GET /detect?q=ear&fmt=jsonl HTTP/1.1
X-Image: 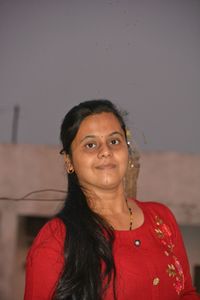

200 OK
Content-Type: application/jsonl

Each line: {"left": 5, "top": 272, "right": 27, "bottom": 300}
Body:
{"left": 64, "top": 154, "right": 74, "bottom": 174}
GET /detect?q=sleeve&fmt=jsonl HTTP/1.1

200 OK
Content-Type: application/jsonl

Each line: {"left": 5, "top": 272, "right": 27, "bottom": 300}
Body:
{"left": 24, "top": 218, "right": 65, "bottom": 300}
{"left": 164, "top": 205, "right": 200, "bottom": 299}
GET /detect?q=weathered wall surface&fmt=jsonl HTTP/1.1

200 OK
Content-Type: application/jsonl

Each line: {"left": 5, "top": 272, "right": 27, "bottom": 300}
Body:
{"left": 137, "top": 151, "right": 200, "bottom": 225}
{"left": 0, "top": 144, "right": 200, "bottom": 299}
{"left": 0, "top": 143, "right": 66, "bottom": 200}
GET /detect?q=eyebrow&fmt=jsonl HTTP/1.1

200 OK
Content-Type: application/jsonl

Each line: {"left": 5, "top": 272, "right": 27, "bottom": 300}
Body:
{"left": 80, "top": 131, "right": 124, "bottom": 143}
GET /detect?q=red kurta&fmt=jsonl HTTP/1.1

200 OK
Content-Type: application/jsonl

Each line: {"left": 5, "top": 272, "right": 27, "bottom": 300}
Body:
{"left": 24, "top": 200, "right": 199, "bottom": 299}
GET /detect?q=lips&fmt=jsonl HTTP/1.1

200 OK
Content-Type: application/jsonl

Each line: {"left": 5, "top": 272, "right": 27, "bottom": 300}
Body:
{"left": 96, "top": 163, "right": 116, "bottom": 170}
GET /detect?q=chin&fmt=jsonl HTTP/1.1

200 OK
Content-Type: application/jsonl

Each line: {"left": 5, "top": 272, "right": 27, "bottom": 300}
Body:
{"left": 100, "top": 179, "right": 122, "bottom": 189}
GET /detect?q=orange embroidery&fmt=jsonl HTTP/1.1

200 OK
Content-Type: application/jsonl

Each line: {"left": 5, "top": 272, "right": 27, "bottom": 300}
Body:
{"left": 167, "top": 264, "right": 177, "bottom": 277}
{"left": 173, "top": 256, "right": 184, "bottom": 295}
{"left": 155, "top": 228, "right": 164, "bottom": 238}
{"left": 155, "top": 215, "right": 163, "bottom": 226}
{"left": 154, "top": 215, "right": 184, "bottom": 295}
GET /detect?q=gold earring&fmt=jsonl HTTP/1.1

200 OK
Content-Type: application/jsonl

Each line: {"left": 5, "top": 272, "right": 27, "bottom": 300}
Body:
{"left": 68, "top": 168, "right": 74, "bottom": 174}
{"left": 129, "top": 159, "right": 134, "bottom": 168}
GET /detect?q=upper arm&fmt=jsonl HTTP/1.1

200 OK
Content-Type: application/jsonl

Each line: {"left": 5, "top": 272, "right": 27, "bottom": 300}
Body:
{"left": 24, "top": 218, "right": 65, "bottom": 300}
{"left": 159, "top": 204, "right": 199, "bottom": 299}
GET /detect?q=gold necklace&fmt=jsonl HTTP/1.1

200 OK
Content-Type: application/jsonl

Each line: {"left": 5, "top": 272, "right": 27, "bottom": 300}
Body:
{"left": 126, "top": 199, "right": 133, "bottom": 230}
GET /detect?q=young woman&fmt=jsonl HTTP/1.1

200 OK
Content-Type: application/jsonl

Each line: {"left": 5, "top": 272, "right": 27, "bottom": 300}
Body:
{"left": 24, "top": 99, "right": 199, "bottom": 300}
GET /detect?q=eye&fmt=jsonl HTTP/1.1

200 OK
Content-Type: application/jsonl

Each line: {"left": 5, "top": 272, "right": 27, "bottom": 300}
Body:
{"left": 85, "top": 142, "right": 96, "bottom": 149}
{"left": 110, "top": 139, "right": 120, "bottom": 145}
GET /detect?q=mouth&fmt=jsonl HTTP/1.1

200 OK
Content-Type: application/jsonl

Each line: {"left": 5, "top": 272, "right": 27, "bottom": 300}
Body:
{"left": 95, "top": 163, "right": 116, "bottom": 170}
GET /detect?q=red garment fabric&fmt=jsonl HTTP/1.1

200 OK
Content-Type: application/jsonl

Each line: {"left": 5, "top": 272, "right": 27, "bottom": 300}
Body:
{"left": 24, "top": 200, "right": 199, "bottom": 299}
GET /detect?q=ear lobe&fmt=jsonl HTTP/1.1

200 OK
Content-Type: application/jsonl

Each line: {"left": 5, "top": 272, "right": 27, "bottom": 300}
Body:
{"left": 64, "top": 154, "right": 74, "bottom": 174}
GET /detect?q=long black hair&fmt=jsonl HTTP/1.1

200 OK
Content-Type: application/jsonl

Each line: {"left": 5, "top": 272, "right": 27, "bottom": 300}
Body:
{"left": 54, "top": 99, "right": 128, "bottom": 300}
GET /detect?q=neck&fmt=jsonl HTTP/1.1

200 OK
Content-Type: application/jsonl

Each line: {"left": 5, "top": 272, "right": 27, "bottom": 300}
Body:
{"left": 85, "top": 185, "right": 128, "bottom": 216}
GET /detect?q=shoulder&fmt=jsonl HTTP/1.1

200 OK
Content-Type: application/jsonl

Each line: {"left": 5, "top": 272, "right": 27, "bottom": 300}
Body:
{"left": 27, "top": 217, "right": 66, "bottom": 261}
{"left": 134, "top": 199, "right": 180, "bottom": 238}
{"left": 133, "top": 199, "right": 178, "bottom": 228}
{"left": 135, "top": 199, "right": 175, "bottom": 219}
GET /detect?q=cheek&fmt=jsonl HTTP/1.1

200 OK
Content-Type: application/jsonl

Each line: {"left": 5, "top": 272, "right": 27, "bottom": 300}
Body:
{"left": 114, "top": 150, "right": 128, "bottom": 173}
{"left": 72, "top": 154, "right": 93, "bottom": 174}
{"left": 122, "top": 152, "right": 129, "bottom": 171}
{"left": 122, "top": 157, "right": 129, "bottom": 173}
{"left": 119, "top": 148, "right": 129, "bottom": 162}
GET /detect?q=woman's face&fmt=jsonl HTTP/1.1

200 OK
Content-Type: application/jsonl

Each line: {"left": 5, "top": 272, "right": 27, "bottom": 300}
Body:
{"left": 68, "top": 112, "right": 129, "bottom": 193}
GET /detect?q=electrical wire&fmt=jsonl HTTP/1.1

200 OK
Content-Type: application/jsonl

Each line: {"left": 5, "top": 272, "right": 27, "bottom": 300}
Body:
{"left": 0, "top": 188, "right": 67, "bottom": 201}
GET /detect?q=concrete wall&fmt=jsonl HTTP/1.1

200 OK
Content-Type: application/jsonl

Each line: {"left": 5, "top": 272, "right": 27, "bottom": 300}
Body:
{"left": 138, "top": 151, "right": 200, "bottom": 225}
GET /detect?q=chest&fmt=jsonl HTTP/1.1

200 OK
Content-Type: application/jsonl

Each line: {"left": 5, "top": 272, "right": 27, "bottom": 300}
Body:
{"left": 104, "top": 228, "right": 184, "bottom": 300}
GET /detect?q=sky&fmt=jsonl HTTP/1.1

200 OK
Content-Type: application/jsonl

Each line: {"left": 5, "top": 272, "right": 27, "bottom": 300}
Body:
{"left": 0, "top": 0, "right": 200, "bottom": 153}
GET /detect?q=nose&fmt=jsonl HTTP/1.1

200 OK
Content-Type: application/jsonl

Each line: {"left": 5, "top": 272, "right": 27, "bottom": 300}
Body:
{"left": 97, "top": 143, "right": 112, "bottom": 159}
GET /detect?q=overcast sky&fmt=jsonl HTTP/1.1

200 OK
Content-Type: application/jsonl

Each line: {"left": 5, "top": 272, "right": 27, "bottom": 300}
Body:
{"left": 0, "top": 0, "right": 199, "bottom": 153}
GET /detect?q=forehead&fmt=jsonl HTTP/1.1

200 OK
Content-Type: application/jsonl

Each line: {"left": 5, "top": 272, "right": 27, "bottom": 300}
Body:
{"left": 78, "top": 112, "right": 122, "bottom": 135}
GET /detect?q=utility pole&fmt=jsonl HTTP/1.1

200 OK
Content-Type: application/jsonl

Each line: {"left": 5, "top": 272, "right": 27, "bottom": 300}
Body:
{"left": 11, "top": 105, "right": 20, "bottom": 144}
